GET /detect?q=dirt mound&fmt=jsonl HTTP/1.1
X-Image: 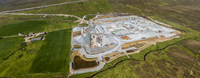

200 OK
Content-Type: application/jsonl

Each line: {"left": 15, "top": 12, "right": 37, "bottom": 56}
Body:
{"left": 72, "top": 31, "right": 81, "bottom": 37}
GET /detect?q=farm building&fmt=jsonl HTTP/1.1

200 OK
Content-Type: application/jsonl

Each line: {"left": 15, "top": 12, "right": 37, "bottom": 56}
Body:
{"left": 39, "top": 32, "right": 46, "bottom": 35}
{"left": 31, "top": 37, "right": 43, "bottom": 42}
{"left": 29, "top": 32, "right": 34, "bottom": 37}
{"left": 18, "top": 32, "right": 24, "bottom": 36}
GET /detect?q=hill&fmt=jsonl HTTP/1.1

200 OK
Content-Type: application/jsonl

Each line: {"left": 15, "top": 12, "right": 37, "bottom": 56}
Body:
{"left": 0, "top": 0, "right": 79, "bottom": 11}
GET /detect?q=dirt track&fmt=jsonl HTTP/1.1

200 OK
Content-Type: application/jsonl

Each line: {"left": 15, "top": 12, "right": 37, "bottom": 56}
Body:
{"left": 0, "top": 0, "right": 88, "bottom": 14}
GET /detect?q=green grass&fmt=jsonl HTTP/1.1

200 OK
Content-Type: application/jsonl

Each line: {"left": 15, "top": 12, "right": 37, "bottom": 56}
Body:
{"left": 0, "top": 37, "right": 23, "bottom": 60}
{"left": 0, "top": 15, "right": 79, "bottom": 32}
{"left": 44, "top": 16, "right": 78, "bottom": 32}
{"left": 0, "top": 0, "right": 79, "bottom": 11}
{"left": 0, "top": 40, "right": 44, "bottom": 77}
{"left": 18, "top": 0, "right": 200, "bottom": 32}
{"left": 0, "top": 20, "right": 47, "bottom": 37}
{"left": 18, "top": 0, "right": 113, "bottom": 17}
{"left": 29, "top": 28, "right": 72, "bottom": 73}
{"left": 108, "top": 0, "right": 200, "bottom": 32}
{"left": 0, "top": 15, "right": 46, "bottom": 27}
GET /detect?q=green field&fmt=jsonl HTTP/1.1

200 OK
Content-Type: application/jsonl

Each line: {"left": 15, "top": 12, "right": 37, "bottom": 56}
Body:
{"left": 0, "top": 0, "right": 79, "bottom": 11}
{"left": 0, "top": 40, "right": 44, "bottom": 77}
{"left": 0, "top": 20, "right": 46, "bottom": 37}
{"left": 18, "top": 0, "right": 113, "bottom": 17}
{"left": 29, "top": 28, "right": 72, "bottom": 73}
{"left": 0, "top": 37, "right": 23, "bottom": 60}
{"left": 0, "top": 15, "right": 78, "bottom": 32}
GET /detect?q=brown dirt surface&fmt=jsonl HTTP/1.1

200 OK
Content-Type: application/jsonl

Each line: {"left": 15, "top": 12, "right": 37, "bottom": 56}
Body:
{"left": 97, "top": 14, "right": 117, "bottom": 19}
{"left": 122, "top": 36, "right": 160, "bottom": 49}
{"left": 105, "top": 57, "right": 110, "bottom": 61}
{"left": 135, "top": 62, "right": 161, "bottom": 78}
{"left": 192, "top": 70, "right": 200, "bottom": 77}
{"left": 80, "top": 55, "right": 98, "bottom": 61}
{"left": 73, "top": 56, "right": 97, "bottom": 70}
{"left": 135, "top": 67, "right": 153, "bottom": 78}
{"left": 121, "top": 36, "right": 130, "bottom": 40}
{"left": 168, "top": 47, "right": 189, "bottom": 55}
{"left": 71, "top": 51, "right": 80, "bottom": 62}
{"left": 129, "top": 61, "right": 140, "bottom": 66}
{"left": 72, "top": 31, "right": 81, "bottom": 37}
{"left": 126, "top": 50, "right": 134, "bottom": 53}
{"left": 180, "top": 40, "right": 200, "bottom": 54}
{"left": 182, "top": 68, "right": 190, "bottom": 78}
{"left": 141, "top": 64, "right": 156, "bottom": 75}
{"left": 166, "top": 50, "right": 199, "bottom": 66}
{"left": 170, "top": 56, "right": 193, "bottom": 69}
{"left": 155, "top": 59, "right": 178, "bottom": 77}
{"left": 73, "top": 45, "right": 81, "bottom": 48}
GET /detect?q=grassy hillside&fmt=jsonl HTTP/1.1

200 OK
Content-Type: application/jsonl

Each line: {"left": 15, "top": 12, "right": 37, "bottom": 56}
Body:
{"left": 108, "top": 0, "right": 200, "bottom": 31}
{"left": 0, "top": 0, "right": 79, "bottom": 11}
{"left": 0, "top": 15, "right": 76, "bottom": 77}
{"left": 18, "top": 0, "right": 200, "bottom": 32}
{"left": 29, "top": 28, "right": 72, "bottom": 73}
{"left": 0, "top": 37, "right": 22, "bottom": 60}
{"left": 18, "top": 0, "right": 113, "bottom": 17}
{"left": 0, "top": 40, "right": 44, "bottom": 77}
{"left": 0, "top": 20, "right": 46, "bottom": 36}
{"left": 0, "top": 15, "right": 78, "bottom": 36}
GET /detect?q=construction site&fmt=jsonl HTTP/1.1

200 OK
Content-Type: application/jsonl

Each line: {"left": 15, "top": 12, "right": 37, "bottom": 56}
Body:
{"left": 70, "top": 13, "right": 181, "bottom": 75}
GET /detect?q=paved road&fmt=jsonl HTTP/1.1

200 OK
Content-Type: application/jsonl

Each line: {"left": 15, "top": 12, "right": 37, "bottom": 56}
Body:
{"left": 0, "top": 0, "right": 88, "bottom": 14}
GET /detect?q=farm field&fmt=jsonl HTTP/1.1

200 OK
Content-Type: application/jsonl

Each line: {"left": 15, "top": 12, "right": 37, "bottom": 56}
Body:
{"left": 29, "top": 28, "right": 72, "bottom": 73}
{"left": 0, "top": 15, "right": 78, "bottom": 32}
{"left": 0, "top": 20, "right": 46, "bottom": 37}
{"left": 0, "top": 40, "right": 44, "bottom": 77}
{"left": 0, "top": 37, "right": 23, "bottom": 60}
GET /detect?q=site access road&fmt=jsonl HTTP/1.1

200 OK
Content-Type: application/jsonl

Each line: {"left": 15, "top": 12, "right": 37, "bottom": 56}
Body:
{"left": 0, "top": 0, "right": 88, "bottom": 14}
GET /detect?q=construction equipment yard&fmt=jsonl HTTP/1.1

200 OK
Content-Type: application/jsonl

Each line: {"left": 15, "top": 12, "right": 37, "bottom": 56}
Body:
{"left": 70, "top": 13, "right": 181, "bottom": 75}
